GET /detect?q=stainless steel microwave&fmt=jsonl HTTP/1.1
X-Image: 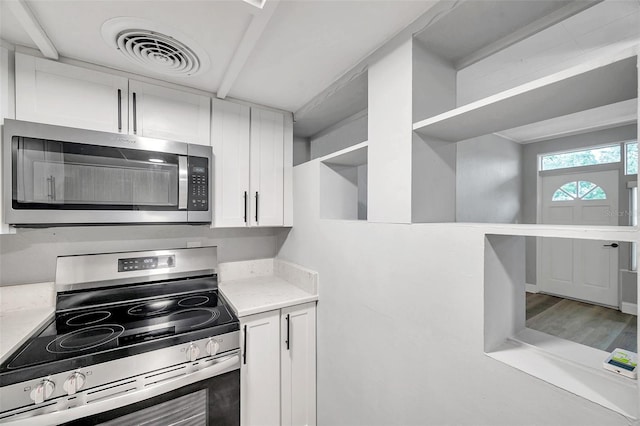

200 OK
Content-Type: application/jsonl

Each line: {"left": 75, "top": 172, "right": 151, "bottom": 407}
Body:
{"left": 3, "top": 119, "right": 212, "bottom": 226}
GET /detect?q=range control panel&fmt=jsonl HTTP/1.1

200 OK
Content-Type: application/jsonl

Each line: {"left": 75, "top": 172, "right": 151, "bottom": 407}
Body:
{"left": 188, "top": 156, "right": 209, "bottom": 211}
{"left": 118, "top": 255, "right": 176, "bottom": 272}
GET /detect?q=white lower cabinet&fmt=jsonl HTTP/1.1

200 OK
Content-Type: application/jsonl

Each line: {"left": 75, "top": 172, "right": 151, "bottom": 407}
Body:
{"left": 280, "top": 303, "right": 317, "bottom": 426}
{"left": 240, "top": 303, "right": 316, "bottom": 426}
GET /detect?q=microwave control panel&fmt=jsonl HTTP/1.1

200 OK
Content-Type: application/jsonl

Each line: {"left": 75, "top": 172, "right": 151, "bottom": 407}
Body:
{"left": 188, "top": 157, "right": 209, "bottom": 211}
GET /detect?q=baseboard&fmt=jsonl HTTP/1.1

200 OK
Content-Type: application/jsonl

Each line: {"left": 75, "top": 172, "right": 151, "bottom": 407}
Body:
{"left": 621, "top": 302, "right": 637, "bottom": 316}
{"left": 525, "top": 283, "right": 538, "bottom": 294}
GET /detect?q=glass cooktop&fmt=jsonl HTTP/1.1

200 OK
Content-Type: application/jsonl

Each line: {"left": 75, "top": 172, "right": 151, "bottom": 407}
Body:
{"left": 0, "top": 276, "right": 239, "bottom": 386}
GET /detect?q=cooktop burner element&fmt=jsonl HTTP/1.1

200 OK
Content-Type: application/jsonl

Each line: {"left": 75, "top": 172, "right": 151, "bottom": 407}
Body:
{"left": 127, "top": 299, "right": 174, "bottom": 316}
{"left": 47, "top": 325, "right": 125, "bottom": 353}
{"left": 65, "top": 310, "right": 112, "bottom": 326}
{"left": 169, "top": 307, "right": 220, "bottom": 328}
{"left": 178, "top": 295, "right": 210, "bottom": 307}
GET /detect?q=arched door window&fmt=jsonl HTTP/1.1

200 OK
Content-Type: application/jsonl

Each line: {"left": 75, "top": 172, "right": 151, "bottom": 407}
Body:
{"left": 551, "top": 181, "right": 607, "bottom": 201}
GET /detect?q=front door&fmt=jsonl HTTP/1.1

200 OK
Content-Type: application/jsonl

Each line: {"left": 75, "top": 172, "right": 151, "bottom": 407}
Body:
{"left": 538, "top": 169, "right": 619, "bottom": 307}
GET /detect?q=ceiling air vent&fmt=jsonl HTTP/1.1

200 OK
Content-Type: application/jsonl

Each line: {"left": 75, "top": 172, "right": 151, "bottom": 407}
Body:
{"left": 102, "top": 18, "right": 210, "bottom": 77}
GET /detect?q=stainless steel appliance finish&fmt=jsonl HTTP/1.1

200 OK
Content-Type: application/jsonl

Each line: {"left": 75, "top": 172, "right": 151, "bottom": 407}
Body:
{"left": 3, "top": 119, "right": 212, "bottom": 226}
{"left": 0, "top": 247, "right": 240, "bottom": 425}
{"left": 54, "top": 246, "right": 218, "bottom": 292}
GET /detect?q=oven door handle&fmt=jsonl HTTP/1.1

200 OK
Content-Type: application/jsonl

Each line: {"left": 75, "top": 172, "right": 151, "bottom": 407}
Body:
{"left": 0, "top": 353, "right": 240, "bottom": 426}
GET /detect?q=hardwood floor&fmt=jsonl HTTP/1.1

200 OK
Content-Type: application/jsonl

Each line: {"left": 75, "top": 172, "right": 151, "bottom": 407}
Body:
{"left": 526, "top": 292, "right": 637, "bottom": 353}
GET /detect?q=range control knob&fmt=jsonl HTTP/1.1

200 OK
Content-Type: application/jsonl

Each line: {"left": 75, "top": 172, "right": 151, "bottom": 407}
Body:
{"left": 206, "top": 339, "right": 220, "bottom": 356}
{"left": 186, "top": 343, "right": 200, "bottom": 362}
{"left": 63, "top": 372, "right": 86, "bottom": 396}
{"left": 30, "top": 380, "right": 55, "bottom": 404}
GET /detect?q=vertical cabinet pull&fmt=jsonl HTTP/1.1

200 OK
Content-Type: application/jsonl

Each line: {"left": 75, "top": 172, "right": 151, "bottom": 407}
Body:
{"left": 285, "top": 314, "right": 290, "bottom": 351}
{"left": 255, "top": 192, "right": 259, "bottom": 223}
{"left": 132, "top": 92, "right": 137, "bottom": 134}
{"left": 243, "top": 191, "right": 248, "bottom": 223}
{"left": 117, "top": 89, "right": 122, "bottom": 132}
{"left": 243, "top": 325, "right": 247, "bottom": 365}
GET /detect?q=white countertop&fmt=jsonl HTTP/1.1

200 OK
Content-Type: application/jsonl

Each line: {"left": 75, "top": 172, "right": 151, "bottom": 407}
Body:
{"left": 0, "top": 307, "right": 54, "bottom": 363}
{"left": 219, "top": 258, "right": 318, "bottom": 317}
{"left": 0, "top": 282, "right": 56, "bottom": 362}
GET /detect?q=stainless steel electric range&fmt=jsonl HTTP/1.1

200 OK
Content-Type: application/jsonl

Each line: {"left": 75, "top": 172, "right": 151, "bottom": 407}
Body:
{"left": 0, "top": 246, "right": 240, "bottom": 426}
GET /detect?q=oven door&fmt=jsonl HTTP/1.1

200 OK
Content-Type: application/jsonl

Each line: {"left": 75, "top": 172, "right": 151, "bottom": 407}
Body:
{"left": 0, "top": 354, "right": 239, "bottom": 426}
{"left": 63, "top": 370, "right": 239, "bottom": 426}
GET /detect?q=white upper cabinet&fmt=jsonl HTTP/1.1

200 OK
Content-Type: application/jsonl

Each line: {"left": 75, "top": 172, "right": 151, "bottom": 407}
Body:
{"left": 14, "top": 54, "right": 210, "bottom": 146}
{"left": 211, "top": 99, "right": 251, "bottom": 227}
{"left": 129, "top": 80, "right": 210, "bottom": 145}
{"left": 15, "top": 53, "right": 128, "bottom": 133}
{"left": 211, "top": 101, "right": 292, "bottom": 228}
{"left": 250, "top": 107, "right": 285, "bottom": 227}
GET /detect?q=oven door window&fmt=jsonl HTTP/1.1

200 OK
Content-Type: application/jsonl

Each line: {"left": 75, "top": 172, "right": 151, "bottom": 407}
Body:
{"left": 12, "top": 136, "right": 180, "bottom": 211}
{"left": 61, "top": 370, "right": 239, "bottom": 426}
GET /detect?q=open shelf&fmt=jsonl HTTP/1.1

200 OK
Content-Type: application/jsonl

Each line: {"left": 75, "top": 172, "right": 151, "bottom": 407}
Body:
{"left": 485, "top": 233, "right": 639, "bottom": 418}
{"left": 319, "top": 142, "right": 368, "bottom": 221}
{"left": 413, "top": 46, "right": 638, "bottom": 142}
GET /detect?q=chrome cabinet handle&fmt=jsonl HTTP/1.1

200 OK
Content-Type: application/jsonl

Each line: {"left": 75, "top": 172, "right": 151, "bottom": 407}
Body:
{"left": 603, "top": 243, "right": 619, "bottom": 248}
{"left": 117, "top": 89, "right": 122, "bottom": 132}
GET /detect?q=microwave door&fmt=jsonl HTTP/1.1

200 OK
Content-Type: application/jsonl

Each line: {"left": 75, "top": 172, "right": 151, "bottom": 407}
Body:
{"left": 9, "top": 136, "right": 189, "bottom": 224}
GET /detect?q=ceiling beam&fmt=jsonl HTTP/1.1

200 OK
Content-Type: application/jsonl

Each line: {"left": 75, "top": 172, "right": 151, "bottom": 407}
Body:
{"left": 454, "top": 0, "right": 603, "bottom": 70}
{"left": 5, "top": 0, "right": 58, "bottom": 60}
{"left": 217, "top": 0, "right": 280, "bottom": 99}
{"left": 294, "top": 0, "right": 460, "bottom": 121}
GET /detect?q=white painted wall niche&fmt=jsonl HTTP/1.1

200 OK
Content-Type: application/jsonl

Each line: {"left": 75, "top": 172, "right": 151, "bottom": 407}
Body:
{"left": 485, "top": 233, "right": 639, "bottom": 419}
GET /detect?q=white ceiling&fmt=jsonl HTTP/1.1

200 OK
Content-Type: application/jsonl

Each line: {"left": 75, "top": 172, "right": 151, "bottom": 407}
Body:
{"left": 413, "top": 0, "right": 576, "bottom": 67}
{"left": 0, "top": 0, "right": 435, "bottom": 113}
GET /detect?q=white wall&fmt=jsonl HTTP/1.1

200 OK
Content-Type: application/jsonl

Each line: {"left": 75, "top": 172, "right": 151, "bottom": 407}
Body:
{"left": 309, "top": 113, "right": 367, "bottom": 160}
{"left": 457, "top": 0, "right": 640, "bottom": 106}
{"left": 456, "top": 134, "right": 523, "bottom": 223}
{"left": 293, "top": 136, "right": 310, "bottom": 166}
{"left": 0, "top": 225, "right": 284, "bottom": 286}
{"left": 412, "top": 39, "right": 456, "bottom": 123}
{"left": 412, "top": 133, "right": 456, "bottom": 222}
{"left": 276, "top": 160, "right": 629, "bottom": 425}
{"left": 368, "top": 36, "right": 413, "bottom": 224}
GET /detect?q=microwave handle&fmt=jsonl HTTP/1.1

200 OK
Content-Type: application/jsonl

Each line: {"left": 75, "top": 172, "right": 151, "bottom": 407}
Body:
{"left": 178, "top": 156, "right": 188, "bottom": 210}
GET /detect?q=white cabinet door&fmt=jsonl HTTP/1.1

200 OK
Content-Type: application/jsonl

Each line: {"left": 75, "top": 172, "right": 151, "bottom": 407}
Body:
{"left": 15, "top": 53, "right": 127, "bottom": 133}
{"left": 129, "top": 80, "right": 210, "bottom": 145}
{"left": 241, "top": 310, "right": 281, "bottom": 426}
{"left": 250, "top": 107, "right": 284, "bottom": 227}
{"left": 212, "top": 99, "right": 250, "bottom": 227}
{"left": 281, "top": 303, "right": 316, "bottom": 426}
